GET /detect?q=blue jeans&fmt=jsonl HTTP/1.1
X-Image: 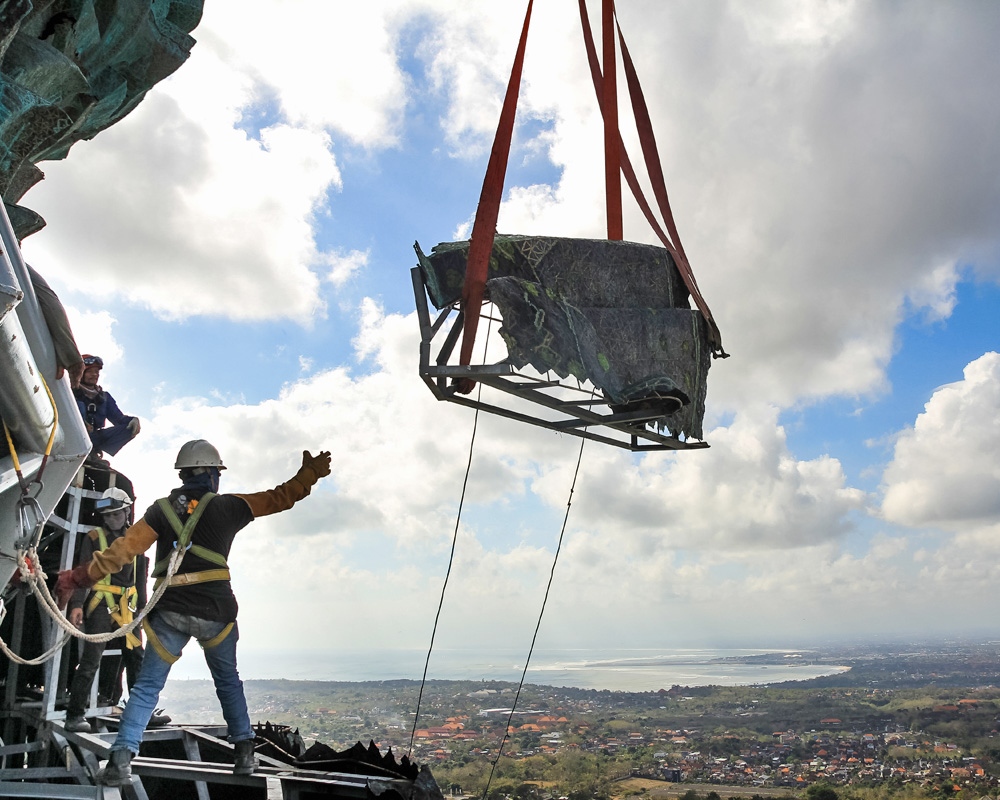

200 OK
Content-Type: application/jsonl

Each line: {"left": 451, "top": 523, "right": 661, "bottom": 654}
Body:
{"left": 111, "top": 610, "right": 253, "bottom": 755}
{"left": 91, "top": 423, "right": 137, "bottom": 457}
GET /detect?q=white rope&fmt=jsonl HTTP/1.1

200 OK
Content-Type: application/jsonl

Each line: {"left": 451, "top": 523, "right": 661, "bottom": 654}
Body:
{"left": 0, "top": 544, "right": 186, "bottom": 666}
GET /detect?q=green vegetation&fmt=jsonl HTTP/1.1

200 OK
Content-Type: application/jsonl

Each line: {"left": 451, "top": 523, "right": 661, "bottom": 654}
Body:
{"left": 160, "top": 644, "right": 1000, "bottom": 800}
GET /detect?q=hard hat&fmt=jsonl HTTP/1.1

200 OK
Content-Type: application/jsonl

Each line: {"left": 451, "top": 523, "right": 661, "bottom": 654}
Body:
{"left": 174, "top": 439, "right": 226, "bottom": 470}
{"left": 82, "top": 354, "right": 104, "bottom": 367}
{"left": 95, "top": 487, "right": 133, "bottom": 514}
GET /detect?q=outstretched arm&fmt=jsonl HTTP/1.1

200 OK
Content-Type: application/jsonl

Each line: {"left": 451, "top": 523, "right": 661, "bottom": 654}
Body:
{"left": 55, "top": 520, "right": 158, "bottom": 608}
{"left": 87, "top": 519, "right": 158, "bottom": 581}
{"left": 236, "top": 450, "right": 332, "bottom": 518}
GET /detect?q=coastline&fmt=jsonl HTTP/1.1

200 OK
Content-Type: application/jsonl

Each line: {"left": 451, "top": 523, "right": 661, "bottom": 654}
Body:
{"left": 169, "top": 646, "right": 852, "bottom": 691}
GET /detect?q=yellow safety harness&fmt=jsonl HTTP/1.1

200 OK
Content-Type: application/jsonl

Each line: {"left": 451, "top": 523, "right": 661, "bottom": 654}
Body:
{"left": 143, "top": 493, "right": 235, "bottom": 664}
{"left": 149, "top": 493, "right": 227, "bottom": 589}
{"left": 86, "top": 527, "right": 141, "bottom": 649}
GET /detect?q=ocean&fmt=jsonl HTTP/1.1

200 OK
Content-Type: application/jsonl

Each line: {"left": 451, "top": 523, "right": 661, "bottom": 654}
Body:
{"left": 169, "top": 647, "right": 849, "bottom": 691}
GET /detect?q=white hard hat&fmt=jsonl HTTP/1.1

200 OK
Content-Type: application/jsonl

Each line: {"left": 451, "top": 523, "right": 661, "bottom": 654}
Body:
{"left": 96, "top": 487, "right": 133, "bottom": 514}
{"left": 174, "top": 439, "right": 226, "bottom": 470}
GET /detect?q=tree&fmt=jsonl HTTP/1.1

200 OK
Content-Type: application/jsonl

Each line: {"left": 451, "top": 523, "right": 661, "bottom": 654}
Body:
{"left": 805, "top": 783, "right": 839, "bottom": 800}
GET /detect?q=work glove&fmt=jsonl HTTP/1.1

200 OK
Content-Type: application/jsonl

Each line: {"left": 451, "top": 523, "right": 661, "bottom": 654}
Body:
{"left": 69, "top": 361, "right": 84, "bottom": 389}
{"left": 295, "top": 450, "right": 332, "bottom": 488}
{"left": 127, "top": 417, "right": 141, "bottom": 436}
{"left": 55, "top": 565, "right": 94, "bottom": 610}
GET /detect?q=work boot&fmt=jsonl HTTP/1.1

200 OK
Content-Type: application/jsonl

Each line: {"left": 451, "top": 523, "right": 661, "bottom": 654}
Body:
{"left": 97, "top": 748, "right": 132, "bottom": 786}
{"left": 64, "top": 715, "right": 92, "bottom": 733}
{"left": 233, "top": 739, "right": 257, "bottom": 775}
{"left": 147, "top": 708, "right": 172, "bottom": 728}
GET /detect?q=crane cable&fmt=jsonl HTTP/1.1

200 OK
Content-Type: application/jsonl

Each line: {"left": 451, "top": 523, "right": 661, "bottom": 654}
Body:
{"left": 409, "top": 309, "right": 494, "bottom": 755}
{"left": 482, "top": 430, "right": 586, "bottom": 800}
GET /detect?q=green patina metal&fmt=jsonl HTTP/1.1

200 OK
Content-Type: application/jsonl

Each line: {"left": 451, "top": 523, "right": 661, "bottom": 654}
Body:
{"left": 0, "top": 0, "right": 204, "bottom": 238}
{"left": 415, "top": 235, "right": 712, "bottom": 441}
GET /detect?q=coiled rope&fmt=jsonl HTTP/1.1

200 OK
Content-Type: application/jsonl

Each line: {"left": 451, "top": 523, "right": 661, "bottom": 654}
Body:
{"left": 0, "top": 542, "right": 186, "bottom": 666}
{"left": 2, "top": 371, "right": 185, "bottom": 664}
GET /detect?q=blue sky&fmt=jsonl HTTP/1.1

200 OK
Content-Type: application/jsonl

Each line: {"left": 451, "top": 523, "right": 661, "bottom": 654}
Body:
{"left": 17, "top": 1, "right": 1000, "bottom": 679}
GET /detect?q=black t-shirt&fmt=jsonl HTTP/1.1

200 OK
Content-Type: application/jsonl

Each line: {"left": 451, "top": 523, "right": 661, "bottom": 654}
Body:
{"left": 144, "top": 488, "right": 254, "bottom": 622}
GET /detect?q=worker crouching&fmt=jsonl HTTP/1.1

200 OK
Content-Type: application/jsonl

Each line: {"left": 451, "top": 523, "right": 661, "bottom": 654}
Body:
{"left": 56, "top": 439, "right": 332, "bottom": 787}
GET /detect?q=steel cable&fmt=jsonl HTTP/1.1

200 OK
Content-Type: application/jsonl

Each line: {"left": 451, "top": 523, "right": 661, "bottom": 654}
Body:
{"left": 409, "top": 310, "right": 493, "bottom": 755}
{"left": 482, "top": 432, "right": 586, "bottom": 799}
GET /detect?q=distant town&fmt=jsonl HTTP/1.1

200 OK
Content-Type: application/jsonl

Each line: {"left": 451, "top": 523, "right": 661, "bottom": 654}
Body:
{"left": 164, "top": 640, "right": 1000, "bottom": 799}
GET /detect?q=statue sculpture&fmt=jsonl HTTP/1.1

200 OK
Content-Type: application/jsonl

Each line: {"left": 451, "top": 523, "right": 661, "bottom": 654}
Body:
{"left": 0, "top": 0, "right": 204, "bottom": 239}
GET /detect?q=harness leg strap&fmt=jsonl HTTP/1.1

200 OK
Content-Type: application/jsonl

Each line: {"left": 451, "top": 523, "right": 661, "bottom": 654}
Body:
{"left": 142, "top": 619, "right": 182, "bottom": 664}
{"left": 199, "top": 623, "right": 234, "bottom": 650}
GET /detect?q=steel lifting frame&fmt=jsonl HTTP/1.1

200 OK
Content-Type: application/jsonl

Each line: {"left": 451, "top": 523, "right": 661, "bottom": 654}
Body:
{"left": 412, "top": 268, "right": 709, "bottom": 453}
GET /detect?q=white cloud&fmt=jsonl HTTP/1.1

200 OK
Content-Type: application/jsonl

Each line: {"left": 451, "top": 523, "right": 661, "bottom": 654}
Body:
{"left": 17, "top": 0, "right": 417, "bottom": 323}
{"left": 21, "top": 60, "right": 338, "bottom": 321}
{"left": 106, "top": 301, "right": 888, "bottom": 656}
{"left": 482, "top": 0, "right": 1000, "bottom": 410}
{"left": 905, "top": 262, "right": 961, "bottom": 322}
{"left": 64, "top": 307, "right": 122, "bottom": 365}
{"left": 322, "top": 249, "right": 369, "bottom": 287}
{"left": 200, "top": 1, "right": 409, "bottom": 147}
{"left": 881, "top": 352, "right": 1000, "bottom": 529}
{"left": 532, "top": 406, "right": 868, "bottom": 553}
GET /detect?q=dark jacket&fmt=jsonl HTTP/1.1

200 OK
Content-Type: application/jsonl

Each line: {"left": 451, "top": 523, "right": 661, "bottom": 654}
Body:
{"left": 73, "top": 385, "right": 133, "bottom": 432}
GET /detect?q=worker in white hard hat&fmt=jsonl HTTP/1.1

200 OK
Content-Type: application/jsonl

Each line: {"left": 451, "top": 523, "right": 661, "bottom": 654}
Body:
{"left": 64, "top": 488, "right": 142, "bottom": 733}
{"left": 56, "top": 440, "right": 332, "bottom": 785}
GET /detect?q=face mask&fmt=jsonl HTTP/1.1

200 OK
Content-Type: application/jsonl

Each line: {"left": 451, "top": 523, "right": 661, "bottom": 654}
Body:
{"left": 103, "top": 509, "right": 128, "bottom": 531}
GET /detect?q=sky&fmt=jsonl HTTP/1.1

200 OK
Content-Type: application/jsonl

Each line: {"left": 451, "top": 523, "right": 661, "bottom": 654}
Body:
{"left": 16, "top": 0, "right": 1000, "bottom": 679}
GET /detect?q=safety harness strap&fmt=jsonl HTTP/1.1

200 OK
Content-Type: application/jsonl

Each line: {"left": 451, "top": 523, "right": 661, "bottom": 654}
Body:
{"left": 153, "top": 568, "right": 231, "bottom": 591}
{"left": 199, "top": 622, "right": 234, "bottom": 650}
{"left": 188, "top": 544, "right": 228, "bottom": 567}
{"left": 142, "top": 618, "right": 181, "bottom": 664}
{"left": 150, "top": 493, "right": 220, "bottom": 577}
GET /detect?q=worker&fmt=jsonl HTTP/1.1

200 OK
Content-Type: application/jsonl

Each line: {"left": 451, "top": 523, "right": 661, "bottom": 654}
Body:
{"left": 73, "top": 355, "right": 140, "bottom": 462}
{"left": 27, "top": 264, "right": 84, "bottom": 388}
{"left": 55, "top": 440, "right": 332, "bottom": 787}
{"left": 64, "top": 488, "right": 142, "bottom": 733}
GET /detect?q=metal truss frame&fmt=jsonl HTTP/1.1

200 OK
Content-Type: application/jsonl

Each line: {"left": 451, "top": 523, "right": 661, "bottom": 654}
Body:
{"left": 412, "top": 268, "right": 709, "bottom": 453}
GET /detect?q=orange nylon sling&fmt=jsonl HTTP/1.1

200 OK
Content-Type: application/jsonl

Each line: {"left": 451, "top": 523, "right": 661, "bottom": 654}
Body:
{"left": 456, "top": 0, "right": 727, "bottom": 394}
{"left": 578, "top": 0, "right": 727, "bottom": 356}
{"left": 456, "top": 0, "right": 535, "bottom": 394}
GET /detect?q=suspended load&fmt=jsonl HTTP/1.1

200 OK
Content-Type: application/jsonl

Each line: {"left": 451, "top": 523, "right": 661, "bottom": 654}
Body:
{"left": 415, "top": 235, "right": 711, "bottom": 442}
{"left": 412, "top": 0, "right": 726, "bottom": 452}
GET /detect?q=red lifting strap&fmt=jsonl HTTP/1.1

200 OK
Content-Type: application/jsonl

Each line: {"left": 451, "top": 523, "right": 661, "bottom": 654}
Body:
{"left": 602, "top": 0, "right": 622, "bottom": 240}
{"left": 456, "top": 0, "right": 535, "bottom": 394}
{"left": 578, "top": 0, "right": 726, "bottom": 356}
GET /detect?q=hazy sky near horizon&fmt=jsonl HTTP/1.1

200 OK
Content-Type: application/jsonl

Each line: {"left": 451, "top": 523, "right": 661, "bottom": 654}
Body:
{"left": 18, "top": 0, "right": 1000, "bottom": 680}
